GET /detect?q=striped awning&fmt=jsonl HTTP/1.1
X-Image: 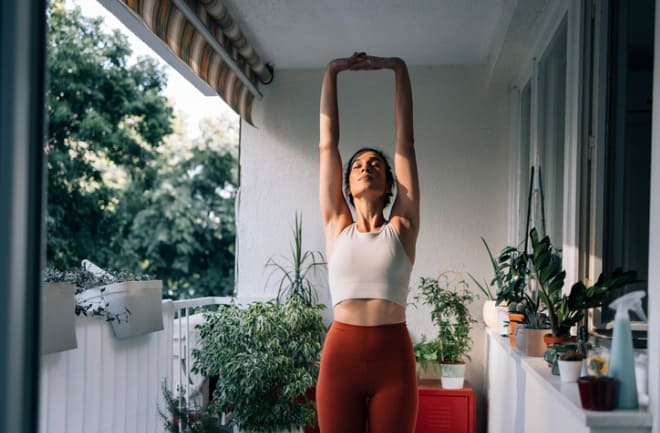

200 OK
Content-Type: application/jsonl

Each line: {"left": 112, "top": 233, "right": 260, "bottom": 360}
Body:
{"left": 119, "top": 0, "right": 272, "bottom": 124}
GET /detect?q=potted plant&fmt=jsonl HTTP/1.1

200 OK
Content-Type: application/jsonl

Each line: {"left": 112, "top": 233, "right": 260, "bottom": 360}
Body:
{"left": 73, "top": 262, "right": 164, "bottom": 339}
{"left": 513, "top": 291, "right": 551, "bottom": 357}
{"left": 557, "top": 349, "right": 585, "bottom": 383}
{"left": 42, "top": 268, "right": 78, "bottom": 354}
{"left": 468, "top": 238, "right": 506, "bottom": 330}
{"left": 478, "top": 238, "right": 531, "bottom": 344}
{"left": 416, "top": 271, "right": 477, "bottom": 389}
{"left": 413, "top": 336, "right": 441, "bottom": 380}
{"left": 528, "top": 228, "right": 637, "bottom": 345}
{"left": 160, "top": 382, "right": 232, "bottom": 433}
{"left": 192, "top": 212, "right": 326, "bottom": 433}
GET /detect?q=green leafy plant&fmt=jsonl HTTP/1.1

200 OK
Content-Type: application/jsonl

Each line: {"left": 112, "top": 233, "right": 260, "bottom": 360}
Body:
{"left": 191, "top": 212, "right": 327, "bottom": 433}
{"left": 413, "top": 336, "right": 440, "bottom": 370}
{"left": 192, "top": 297, "right": 325, "bottom": 433}
{"left": 159, "top": 382, "right": 231, "bottom": 433}
{"left": 529, "top": 228, "right": 638, "bottom": 337}
{"left": 265, "top": 212, "right": 326, "bottom": 306}
{"left": 415, "top": 271, "right": 477, "bottom": 363}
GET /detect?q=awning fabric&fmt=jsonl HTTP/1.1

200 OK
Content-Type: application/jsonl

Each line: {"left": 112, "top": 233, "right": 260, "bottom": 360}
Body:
{"left": 120, "top": 0, "right": 272, "bottom": 124}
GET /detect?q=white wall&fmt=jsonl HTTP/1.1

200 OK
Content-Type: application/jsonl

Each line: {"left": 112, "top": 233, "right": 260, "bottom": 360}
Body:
{"left": 237, "top": 65, "right": 511, "bottom": 433}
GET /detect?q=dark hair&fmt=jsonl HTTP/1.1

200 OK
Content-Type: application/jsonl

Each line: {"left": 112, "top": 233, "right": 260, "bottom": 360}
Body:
{"left": 343, "top": 147, "right": 395, "bottom": 207}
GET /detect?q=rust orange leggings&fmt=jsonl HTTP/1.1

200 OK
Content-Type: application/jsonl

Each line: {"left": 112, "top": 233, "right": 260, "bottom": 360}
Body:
{"left": 316, "top": 321, "right": 418, "bottom": 433}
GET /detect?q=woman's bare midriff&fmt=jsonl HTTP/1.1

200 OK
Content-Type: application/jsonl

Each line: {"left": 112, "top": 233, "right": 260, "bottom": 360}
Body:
{"left": 333, "top": 299, "right": 406, "bottom": 326}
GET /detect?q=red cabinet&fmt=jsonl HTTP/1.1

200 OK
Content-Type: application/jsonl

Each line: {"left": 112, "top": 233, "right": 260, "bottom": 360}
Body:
{"left": 415, "top": 380, "right": 475, "bottom": 433}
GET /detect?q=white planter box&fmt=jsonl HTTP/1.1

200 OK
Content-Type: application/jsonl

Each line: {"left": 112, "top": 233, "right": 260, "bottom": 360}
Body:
{"left": 42, "top": 282, "right": 77, "bottom": 354}
{"left": 77, "top": 280, "right": 164, "bottom": 339}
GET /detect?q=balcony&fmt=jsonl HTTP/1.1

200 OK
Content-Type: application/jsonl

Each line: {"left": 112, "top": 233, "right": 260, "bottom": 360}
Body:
{"left": 39, "top": 296, "right": 266, "bottom": 433}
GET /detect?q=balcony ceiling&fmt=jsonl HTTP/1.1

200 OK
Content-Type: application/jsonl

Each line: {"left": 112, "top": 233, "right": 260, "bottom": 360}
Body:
{"left": 221, "top": 0, "right": 514, "bottom": 68}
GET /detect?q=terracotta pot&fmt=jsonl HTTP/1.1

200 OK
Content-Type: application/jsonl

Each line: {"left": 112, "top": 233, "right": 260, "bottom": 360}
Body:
{"left": 543, "top": 333, "right": 576, "bottom": 348}
{"left": 515, "top": 327, "right": 549, "bottom": 357}
{"left": 508, "top": 313, "right": 525, "bottom": 347}
{"left": 577, "top": 376, "right": 617, "bottom": 411}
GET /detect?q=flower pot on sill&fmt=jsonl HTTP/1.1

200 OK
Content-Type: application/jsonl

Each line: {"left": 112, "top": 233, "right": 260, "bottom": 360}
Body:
{"left": 558, "top": 360, "right": 584, "bottom": 383}
{"left": 440, "top": 363, "right": 466, "bottom": 389}
{"left": 496, "top": 306, "right": 509, "bottom": 336}
{"left": 577, "top": 376, "right": 617, "bottom": 411}
{"left": 77, "top": 280, "right": 164, "bottom": 339}
{"left": 515, "top": 326, "right": 549, "bottom": 357}
{"left": 482, "top": 300, "right": 500, "bottom": 329}
{"left": 42, "top": 282, "right": 78, "bottom": 354}
{"left": 508, "top": 313, "right": 525, "bottom": 347}
{"left": 543, "top": 333, "right": 576, "bottom": 348}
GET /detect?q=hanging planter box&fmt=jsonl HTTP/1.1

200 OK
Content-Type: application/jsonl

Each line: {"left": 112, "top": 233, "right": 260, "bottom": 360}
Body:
{"left": 42, "top": 282, "right": 78, "bottom": 354}
{"left": 77, "top": 280, "right": 164, "bottom": 339}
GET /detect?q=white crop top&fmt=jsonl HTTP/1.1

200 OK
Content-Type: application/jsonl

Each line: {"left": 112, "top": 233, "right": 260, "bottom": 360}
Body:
{"left": 327, "top": 222, "right": 413, "bottom": 307}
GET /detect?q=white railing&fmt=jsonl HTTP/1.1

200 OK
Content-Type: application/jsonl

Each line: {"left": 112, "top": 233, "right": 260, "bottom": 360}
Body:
{"left": 39, "top": 296, "right": 269, "bottom": 433}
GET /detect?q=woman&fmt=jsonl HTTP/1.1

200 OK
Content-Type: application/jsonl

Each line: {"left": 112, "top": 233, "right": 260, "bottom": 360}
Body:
{"left": 316, "top": 52, "right": 420, "bottom": 433}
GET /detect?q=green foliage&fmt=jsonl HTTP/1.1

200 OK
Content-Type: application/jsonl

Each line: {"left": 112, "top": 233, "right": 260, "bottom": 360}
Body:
{"left": 46, "top": 0, "right": 172, "bottom": 269}
{"left": 413, "top": 336, "right": 440, "bottom": 370}
{"left": 191, "top": 296, "right": 325, "bottom": 433}
{"left": 46, "top": 2, "right": 238, "bottom": 299}
{"left": 266, "top": 213, "right": 326, "bottom": 306}
{"left": 159, "top": 383, "right": 231, "bottom": 433}
{"left": 529, "top": 228, "right": 637, "bottom": 336}
{"left": 120, "top": 117, "right": 239, "bottom": 299}
{"left": 415, "top": 272, "right": 477, "bottom": 363}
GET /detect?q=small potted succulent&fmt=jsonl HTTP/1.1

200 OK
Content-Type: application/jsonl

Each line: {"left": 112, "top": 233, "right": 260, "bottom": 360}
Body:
{"left": 557, "top": 349, "right": 585, "bottom": 383}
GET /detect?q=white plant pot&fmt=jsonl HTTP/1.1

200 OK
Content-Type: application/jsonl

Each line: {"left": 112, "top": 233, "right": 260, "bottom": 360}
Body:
{"left": 496, "top": 306, "right": 510, "bottom": 336}
{"left": 440, "top": 363, "right": 466, "bottom": 389}
{"left": 558, "top": 359, "right": 584, "bottom": 383}
{"left": 42, "top": 282, "right": 78, "bottom": 354}
{"left": 77, "top": 280, "right": 164, "bottom": 339}
{"left": 482, "top": 300, "right": 500, "bottom": 329}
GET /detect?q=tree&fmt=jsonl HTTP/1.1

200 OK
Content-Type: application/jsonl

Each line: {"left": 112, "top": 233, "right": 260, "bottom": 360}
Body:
{"left": 120, "top": 116, "right": 239, "bottom": 298}
{"left": 46, "top": 1, "right": 238, "bottom": 298}
{"left": 46, "top": 0, "right": 173, "bottom": 269}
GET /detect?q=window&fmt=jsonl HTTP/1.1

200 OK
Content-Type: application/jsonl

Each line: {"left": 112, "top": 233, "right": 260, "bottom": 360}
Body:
{"left": 536, "top": 19, "right": 567, "bottom": 246}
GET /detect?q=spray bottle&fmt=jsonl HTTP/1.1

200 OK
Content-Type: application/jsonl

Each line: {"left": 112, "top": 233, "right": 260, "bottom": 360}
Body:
{"left": 608, "top": 291, "right": 647, "bottom": 409}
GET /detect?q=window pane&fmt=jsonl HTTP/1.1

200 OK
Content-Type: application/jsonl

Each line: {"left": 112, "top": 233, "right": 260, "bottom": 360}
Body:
{"left": 537, "top": 19, "right": 567, "bottom": 245}
{"left": 518, "top": 81, "right": 532, "bottom": 245}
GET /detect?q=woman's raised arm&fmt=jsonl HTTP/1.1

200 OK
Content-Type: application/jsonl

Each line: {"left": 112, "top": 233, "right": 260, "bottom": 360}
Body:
{"left": 389, "top": 58, "right": 419, "bottom": 231}
{"left": 319, "top": 54, "right": 363, "bottom": 238}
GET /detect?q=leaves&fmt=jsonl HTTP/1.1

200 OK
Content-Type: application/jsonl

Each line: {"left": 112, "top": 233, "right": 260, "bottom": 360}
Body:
{"left": 192, "top": 298, "right": 326, "bottom": 432}
{"left": 265, "top": 213, "right": 326, "bottom": 306}
{"left": 415, "top": 272, "right": 477, "bottom": 363}
{"left": 46, "top": 2, "right": 238, "bottom": 299}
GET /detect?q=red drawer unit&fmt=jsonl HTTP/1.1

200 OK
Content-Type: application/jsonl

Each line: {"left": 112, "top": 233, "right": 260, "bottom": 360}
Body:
{"left": 415, "top": 380, "right": 475, "bottom": 433}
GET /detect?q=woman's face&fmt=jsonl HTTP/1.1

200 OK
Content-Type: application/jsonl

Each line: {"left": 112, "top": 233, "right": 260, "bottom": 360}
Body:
{"left": 348, "top": 150, "right": 389, "bottom": 205}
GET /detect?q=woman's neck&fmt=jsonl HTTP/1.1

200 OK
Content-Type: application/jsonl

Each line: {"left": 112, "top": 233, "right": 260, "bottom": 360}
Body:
{"left": 353, "top": 202, "right": 386, "bottom": 232}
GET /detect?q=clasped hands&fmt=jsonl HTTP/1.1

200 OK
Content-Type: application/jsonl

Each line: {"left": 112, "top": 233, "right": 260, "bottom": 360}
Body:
{"left": 327, "top": 52, "right": 405, "bottom": 73}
